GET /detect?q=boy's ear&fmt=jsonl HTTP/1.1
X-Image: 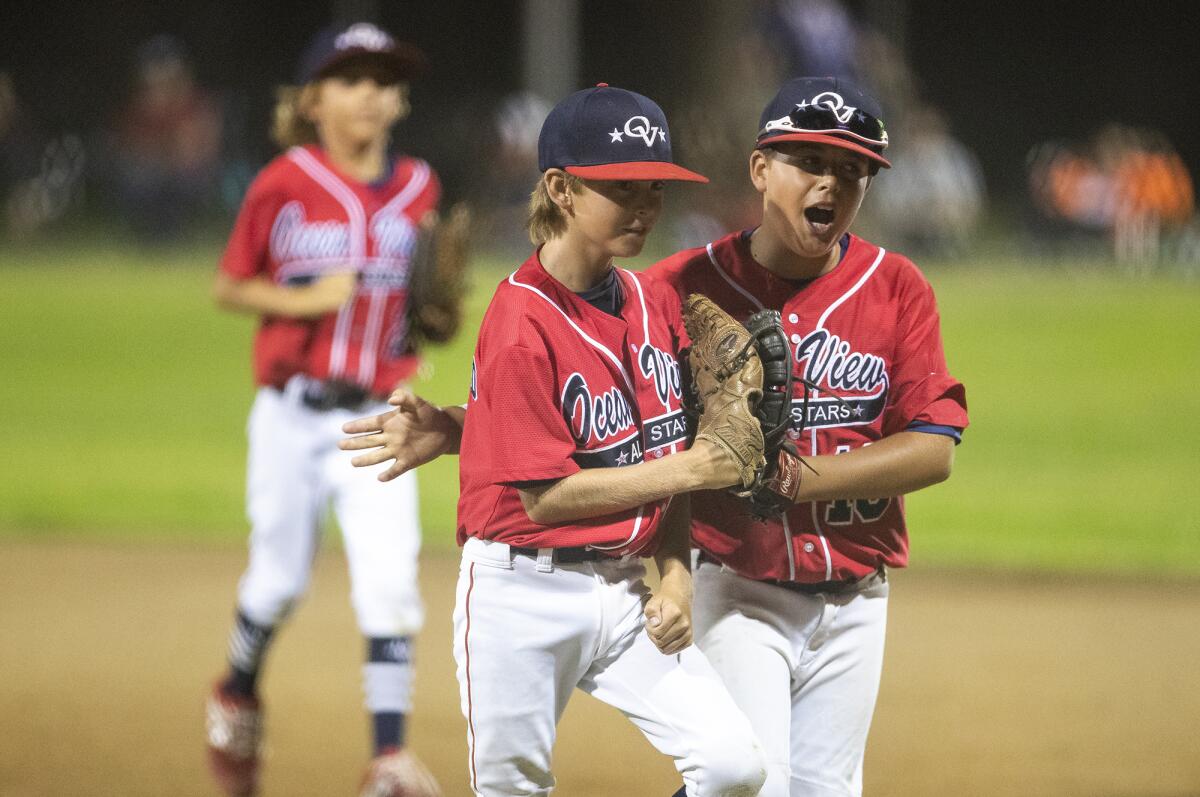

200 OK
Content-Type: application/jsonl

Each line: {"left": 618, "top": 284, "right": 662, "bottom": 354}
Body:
{"left": 545, "top": 169, "right": 574, "bottom": 211}
{"left": 298, "top": 83, "right": 322, "bottom": 123}
{"left": 749, "top": 149, "right": 770, "bottom": 194}
{"left": 392, "top": 83, "right": 411, "bottom": 122}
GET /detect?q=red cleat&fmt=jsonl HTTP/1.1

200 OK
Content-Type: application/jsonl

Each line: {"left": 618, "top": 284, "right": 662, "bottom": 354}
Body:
{"left": 359, "top": 747, "right": 442, "bottom": 797}
{"left": 205, "top": 683, "right": 262, "bottom": 797}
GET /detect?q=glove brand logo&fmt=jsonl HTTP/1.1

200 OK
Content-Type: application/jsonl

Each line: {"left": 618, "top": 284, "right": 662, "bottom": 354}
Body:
{"left": 335, "top": 22, "right": 394, "bottom": 52}
{"left": 793, "top": 329, "right": 888, "bottom": 394}
{"left": 270, "top": 201, "right": 350, "bottom": 262}
{"left": 561, "top": 372, "right": 636, "bottom": 447}
{"left": 638, "top": 343, "right": 682, "bottom": 412}
{"left": 610, "top": 116, "right": 667, "bottom": 147}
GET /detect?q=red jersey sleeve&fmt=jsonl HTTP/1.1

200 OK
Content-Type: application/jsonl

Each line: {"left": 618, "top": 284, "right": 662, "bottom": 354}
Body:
{"left": 478, "top": 342, "right": 581, "bottom": 485}
{"left": 219, "top": 177, "right": 280, "bottom": 280}
{"left": 883, "top": 268, "right": 969, "bottom": 435}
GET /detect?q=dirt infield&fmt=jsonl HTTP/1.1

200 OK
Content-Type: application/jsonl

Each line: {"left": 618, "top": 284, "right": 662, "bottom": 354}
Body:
{"left": 2, "top": 539, "right": 1198, "bottom": 797}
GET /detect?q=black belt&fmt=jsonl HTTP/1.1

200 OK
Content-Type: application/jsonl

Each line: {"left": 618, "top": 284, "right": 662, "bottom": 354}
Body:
{"left": 511, "top": 546, "right": 604, "bottom": 564}
{"left": 298, "top": 378, "right": 379, "bottom": 411}
{"left": 698, "top": 551, "right": 882, "bottom": 595}
{"left": 760, "top": 571, "right": 884, "bottom": 596}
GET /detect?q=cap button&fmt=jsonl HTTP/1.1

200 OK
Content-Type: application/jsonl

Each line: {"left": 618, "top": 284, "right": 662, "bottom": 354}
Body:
{"left": 595, "top": 82, "right": 609, "bottom": 88}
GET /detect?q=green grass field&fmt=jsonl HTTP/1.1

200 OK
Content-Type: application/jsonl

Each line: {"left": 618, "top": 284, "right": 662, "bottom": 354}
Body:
{"left": 1, "top": 241, "right": 1197, "bottom": 576}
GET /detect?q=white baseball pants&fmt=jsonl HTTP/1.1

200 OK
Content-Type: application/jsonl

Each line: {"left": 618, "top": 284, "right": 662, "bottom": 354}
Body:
{"left": 693, "top": 560, "right": 889, "bottom": 797}
{"left": 236, "top": 379, "right": 424, "bottom": 638}
{"left": 453, "top": 538, "right": 766, "bottom": 797}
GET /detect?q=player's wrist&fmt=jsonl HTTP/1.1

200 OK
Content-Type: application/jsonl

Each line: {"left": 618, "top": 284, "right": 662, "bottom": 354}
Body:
{"left": 657, "top": 564, "right": 693, "bottom": 596}
{"left": 684, "top": 440, "right": 737, "bottom": 491}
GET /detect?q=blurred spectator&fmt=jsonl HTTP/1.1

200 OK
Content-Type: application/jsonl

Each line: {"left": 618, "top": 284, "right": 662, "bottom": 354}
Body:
{"left": 759, "top": 0, "right": 860, "bottom": 79}
{"left": 107, "top": 34, "right": 223, "bottom": 243}
{"left": 469, "top": 90, "right": 552, "bottom": 260}
{"left": 867, "top": 104, "right": 985, "bottom": 258}
{"left": 1, "top": 71, "right": 87, "bottom": 239}
{"left": 1027, "top": 123, "right": 1194, "bottom": 265}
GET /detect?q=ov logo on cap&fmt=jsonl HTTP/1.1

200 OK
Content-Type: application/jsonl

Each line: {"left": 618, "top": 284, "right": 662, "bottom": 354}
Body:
{"left": 610, "top": 116, "right": 667, "bottom": 147}
{"left": 537, "top": 83, "right": 707, "bottom": 182}
{"left": 799, "top": 92, "right": 856, "bottom": 124}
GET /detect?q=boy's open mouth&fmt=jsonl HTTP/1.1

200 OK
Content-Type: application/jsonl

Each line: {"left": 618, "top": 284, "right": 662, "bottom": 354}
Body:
{"left": 804, "top": 206, "right": 835, "bottom": 225}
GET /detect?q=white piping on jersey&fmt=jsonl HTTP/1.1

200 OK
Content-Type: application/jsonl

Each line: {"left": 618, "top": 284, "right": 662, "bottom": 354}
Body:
{"left": 507, "top": 274, "right": 637, "bottom": 396}
{"left": 588, "top": 506, "right": 645, "bottom": 551}
{"left": 807, "top": 389, "right": 831, "bottom": 578}
{"left": 620, "top": 268, "right": 652, "bottom": 348}
{"left": 811, "top": 501, "right": 834, "bottom": 581}
{"left": 706, "top": 243, "right": 765, "bottom": 311}
{"left": 358, "top": 290, "right": 387, "bottom": 382}
{"left": 507, "top": 272, "right": 647, "bottom": 553}
{"left": 376, "top": 160, "right": 430, "bottom": 220}
{"left": 781, "top": 512, "right": 797, "bottom": 581}
{"left": 816, "top": 246, "right": 886, "bottom": 329}
{"left": 358, "top": 162, "right": 431, "bottom": 384}
{"left": 287, "top": 147, "right": 366, "bottom": 380}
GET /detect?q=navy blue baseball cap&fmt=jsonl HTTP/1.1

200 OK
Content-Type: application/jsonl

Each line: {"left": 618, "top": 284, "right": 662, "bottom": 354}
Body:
{"left": 538, "top": 84, "right": 708, "bottom": 183}
{"left": 756, "top": 77, "right": 891, "bottom": 168}
{"left": 295, "top": 22, "right": 426, "bottom": 85}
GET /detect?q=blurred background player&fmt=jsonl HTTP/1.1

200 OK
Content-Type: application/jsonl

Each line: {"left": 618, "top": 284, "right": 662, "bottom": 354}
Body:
{"left": 204, "top": 21, "right": 455, "bottom": 797}
{"left": 648, "top": 76, "right": 968, "bottom": 797}
{"left": 345, "top": 83, "right": 766, "bottom": 797}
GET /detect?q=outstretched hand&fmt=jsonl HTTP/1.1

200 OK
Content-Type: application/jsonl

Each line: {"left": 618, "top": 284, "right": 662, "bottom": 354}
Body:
{"left": 339, "top": 387, "right": 459, "bottom": 482}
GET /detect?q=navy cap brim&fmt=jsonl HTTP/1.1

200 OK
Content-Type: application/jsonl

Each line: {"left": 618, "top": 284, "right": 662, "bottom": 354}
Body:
{"left": 306, "top": 44, "right": 427, "bottom": 84}
{"left": 757, "top": 132, "right": 891, "bottom": 169}
{"left": 564, "top": 161, "right": 709, "bottom": 183}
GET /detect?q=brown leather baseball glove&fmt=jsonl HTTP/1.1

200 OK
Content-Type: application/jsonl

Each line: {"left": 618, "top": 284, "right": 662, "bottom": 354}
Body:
{"left": 682, "top": 293, "right": 766, "bottom": 491}
{"left": 406, "top": 202, "right": 472, "bottom": 347}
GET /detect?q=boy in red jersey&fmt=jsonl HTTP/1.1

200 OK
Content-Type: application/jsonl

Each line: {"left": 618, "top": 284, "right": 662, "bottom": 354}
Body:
{"left": 361, "top": 82, "right": 766, "bottom": 797}
{"left": 205, "top": 22, "right": 453, "bottom": 797}
{"left": 647, "top": 77, "right": 967, "bottom": 797}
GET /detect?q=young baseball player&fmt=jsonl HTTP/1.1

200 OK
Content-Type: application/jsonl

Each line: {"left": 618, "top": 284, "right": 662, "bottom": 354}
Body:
{"left": 205, "top": 22, "right": 451, "bottom": 797}
{"left": 647, "top": 77, "right": 969, "bottom": 797}
{"left": 355, "top": 83, "right": 767, "bottom": 797}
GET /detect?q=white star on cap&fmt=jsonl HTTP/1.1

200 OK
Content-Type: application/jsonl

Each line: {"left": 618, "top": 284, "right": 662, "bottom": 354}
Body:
{"left": 616, "top": 450, "right": 629, "bottom": 465}
{"left": 610, "top": 128, "right": 624, "bottom": 143}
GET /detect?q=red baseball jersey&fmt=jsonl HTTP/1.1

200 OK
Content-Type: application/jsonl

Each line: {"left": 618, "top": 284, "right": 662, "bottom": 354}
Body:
{"left": 219, "top": 144, "right": 441, "bottom": 394}
{"left": 650, "top": 230, "right": 969, "bottom": 582}
{"left": 457, "top": 251, "right": 691, "bottom": 557}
